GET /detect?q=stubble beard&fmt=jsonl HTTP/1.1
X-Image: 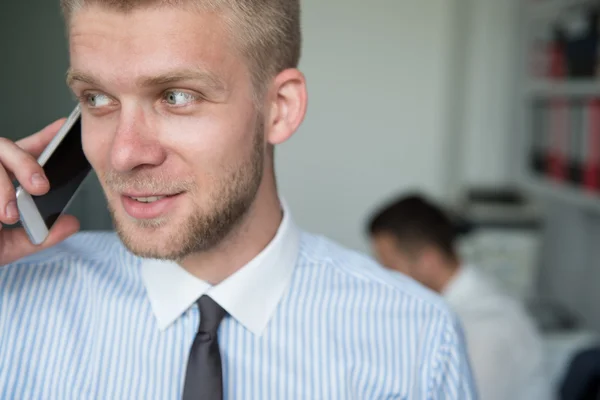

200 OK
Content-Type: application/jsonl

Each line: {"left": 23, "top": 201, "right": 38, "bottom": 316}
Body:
{"left": 104, "top": 117, "right": 265, "bottom": 261}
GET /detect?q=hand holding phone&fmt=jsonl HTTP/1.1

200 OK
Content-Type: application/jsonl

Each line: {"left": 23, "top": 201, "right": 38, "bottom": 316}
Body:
{"left": 16, "top": 106, "right": 92, "bottom": 247}
{"left": 0, "top": 118, "right": 80, "bottom": 266}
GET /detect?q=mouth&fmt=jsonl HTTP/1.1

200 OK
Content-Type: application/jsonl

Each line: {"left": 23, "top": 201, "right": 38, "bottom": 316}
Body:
{"left": 128, "top": 195, "right": 172, "bottom": 203}
{"left": 120, "top": 192, "right": 184, "bottom": 220}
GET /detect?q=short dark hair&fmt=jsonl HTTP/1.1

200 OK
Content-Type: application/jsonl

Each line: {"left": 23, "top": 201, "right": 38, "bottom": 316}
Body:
{"left": 367, "top": 193, "right": 457, "bottom": 260}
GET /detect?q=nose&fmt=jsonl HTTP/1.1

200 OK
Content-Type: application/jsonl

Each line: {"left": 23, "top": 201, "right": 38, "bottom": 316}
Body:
{"left": 110, "top": 108, "right": 167, "bottom": 172}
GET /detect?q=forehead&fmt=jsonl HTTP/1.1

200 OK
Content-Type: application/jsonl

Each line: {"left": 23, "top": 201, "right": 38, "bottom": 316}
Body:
{"left": 68, "top": 5, "right": 242, "bottom": 86}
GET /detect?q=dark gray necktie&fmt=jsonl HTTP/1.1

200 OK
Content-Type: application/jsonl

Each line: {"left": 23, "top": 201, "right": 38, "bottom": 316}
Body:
{"left": 182, "top": 295, "right": 227, "bottom": 400}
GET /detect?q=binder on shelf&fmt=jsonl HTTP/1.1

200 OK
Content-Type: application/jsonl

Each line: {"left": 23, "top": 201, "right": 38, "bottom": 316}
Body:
{"left": 568, "top": 99, "right": 584, "bottom": 185}
{"left": 547, "top": 23, "right": 569, "bottom": 182}
{"left": 548, "top": 97, "right": 569, "bottom": 181}
{"left": 583, "top": 98, "right": 600, "bottom": 192}
{"left": 549, "top": 29, "right": 565, "bottom": 80}
{"left": 530, "top": 98, "right": 547, "bottom": 175}
{"left": 554, "top": 5, "right": 599, "bottom": 78}
{"left": 524, "top": 1, "right": 600, "bottom": 208}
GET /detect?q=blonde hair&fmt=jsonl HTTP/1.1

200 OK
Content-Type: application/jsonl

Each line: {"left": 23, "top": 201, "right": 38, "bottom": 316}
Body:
{"left": 60, "top": 0, "right": 301, "bottom": 98}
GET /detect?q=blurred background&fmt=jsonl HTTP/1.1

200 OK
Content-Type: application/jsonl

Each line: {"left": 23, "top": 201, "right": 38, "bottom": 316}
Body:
{"left": 2, "top": 0, "right": 600, "bottom": 398}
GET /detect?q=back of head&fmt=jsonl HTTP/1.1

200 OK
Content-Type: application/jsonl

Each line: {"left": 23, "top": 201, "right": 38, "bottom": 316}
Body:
{"left": 60, "top": 0, "right": 301, "bottom": 97}
{"left": 367, "top": 193, "right": 458, "bottom": 262}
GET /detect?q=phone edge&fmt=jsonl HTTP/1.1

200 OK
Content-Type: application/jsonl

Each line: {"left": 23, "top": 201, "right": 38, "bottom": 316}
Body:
{"left": 16, "top": 187, "right": 49, "bottom": 245}
{"left": 36, "top": 105, "right": 82, "bottom": 168}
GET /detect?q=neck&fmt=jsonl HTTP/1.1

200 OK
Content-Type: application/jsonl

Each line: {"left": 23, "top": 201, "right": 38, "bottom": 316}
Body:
{"left": 435, "top": 259, "right": 461, "bottom": 293}
{"left": 179, "top": 173, "right": 283, "bottom": 285}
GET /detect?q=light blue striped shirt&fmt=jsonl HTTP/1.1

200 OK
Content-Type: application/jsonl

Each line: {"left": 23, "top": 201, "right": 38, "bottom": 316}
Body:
{"left": 0, "top": 209, "right": 477, "bottom": 399}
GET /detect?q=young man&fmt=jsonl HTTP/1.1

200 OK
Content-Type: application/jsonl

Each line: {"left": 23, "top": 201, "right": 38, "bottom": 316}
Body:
{"left": 0, "top": 2, "right": 476, "bottom": 398}
{"left": 368, "top": 194, "right": 550, "bottom": 400}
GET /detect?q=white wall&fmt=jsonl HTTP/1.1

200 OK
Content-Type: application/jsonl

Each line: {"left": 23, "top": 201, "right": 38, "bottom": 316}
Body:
{"left": 461, "top": 0, "right": 521, "bottom": 186}
{"left": 277, "top": 0, "right": 463, "bottom": 253}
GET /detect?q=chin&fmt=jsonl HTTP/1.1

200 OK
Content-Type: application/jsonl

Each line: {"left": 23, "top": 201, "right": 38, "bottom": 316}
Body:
{"left": 109, "top": 204, "right": 244, "bottom": 261}
{"left": 110, "top": 208, "right": 188, "bottom": 260}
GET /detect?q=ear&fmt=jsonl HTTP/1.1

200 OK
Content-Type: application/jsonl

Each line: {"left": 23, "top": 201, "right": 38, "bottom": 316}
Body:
{"left": 265, "top": 68, "right": 308, "bottom": 146}
{"left": 419, "top": 247, "right": 444, "bottom": 273}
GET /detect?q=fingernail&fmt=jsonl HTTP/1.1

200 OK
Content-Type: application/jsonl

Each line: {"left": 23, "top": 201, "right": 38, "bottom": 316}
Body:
{"left": 31, "top": 173, "right": 48, "bottom": 187}
{"left": 6, "top": 201, "right": 18, "bottom": 220}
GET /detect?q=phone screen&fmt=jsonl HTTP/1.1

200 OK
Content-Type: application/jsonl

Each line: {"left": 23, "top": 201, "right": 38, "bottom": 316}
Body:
{"left": 31, "top": 117, "right": 92, "bottom": 229}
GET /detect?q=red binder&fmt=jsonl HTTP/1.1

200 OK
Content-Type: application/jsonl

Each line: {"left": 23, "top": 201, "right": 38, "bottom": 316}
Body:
{"left": 547, "top": 40, "right": 568, "bottom": 181}
{"left": 584, "top": 99, "right": 600, "bottom": 192}
{"left": 549, "top": 99, "right": 568, "bottom": 181}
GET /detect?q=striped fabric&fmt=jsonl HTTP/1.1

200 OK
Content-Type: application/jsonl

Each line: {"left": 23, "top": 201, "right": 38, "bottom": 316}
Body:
{"left": 0, "top": 231, "right": 477, "bottom": 399}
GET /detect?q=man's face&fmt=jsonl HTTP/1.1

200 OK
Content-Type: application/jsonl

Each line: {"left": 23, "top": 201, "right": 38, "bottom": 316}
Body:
{"left": 68, "top": 5, "right": 265, "bottom": 259}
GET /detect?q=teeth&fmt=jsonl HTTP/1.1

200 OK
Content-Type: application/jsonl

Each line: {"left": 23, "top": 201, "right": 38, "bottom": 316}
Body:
{"left": 130, "top": 196, "right": 165, "bottom": 203}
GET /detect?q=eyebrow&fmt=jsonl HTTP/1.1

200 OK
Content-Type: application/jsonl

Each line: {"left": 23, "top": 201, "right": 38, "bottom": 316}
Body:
{"left": 65, "top": 68, "right": 227, "bottom": 93}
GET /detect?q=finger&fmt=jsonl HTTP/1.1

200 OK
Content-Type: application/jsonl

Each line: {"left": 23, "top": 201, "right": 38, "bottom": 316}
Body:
{"left": 6, "top": 118, "right": 65, "bottom": 183}
{"left": 0, "top": 214, "right": 80, "bottom": 266}
{"left": 0, "top": 162, "right": 19, "bottom": 225}
{"left": 15, "top": 118, "right": 67, "bottom": 157}
{"left": 0, "top": 137, "right": 50, "bottom": 199}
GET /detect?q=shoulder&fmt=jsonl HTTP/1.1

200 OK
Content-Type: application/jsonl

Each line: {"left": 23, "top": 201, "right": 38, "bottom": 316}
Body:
{"left": 297, "top": 231, "right": 463, "bottom": 332}
{"left": 0, "top": 231, "right": 144, "bottom": 309}
{"left": 294, "top": 232, "right": 476, "bottom": 394}
{"left": 450, "top": 267, "right": 543, "bottom": 353}
{"left": 453, "top": 267, "right": 538, "bottom": 330}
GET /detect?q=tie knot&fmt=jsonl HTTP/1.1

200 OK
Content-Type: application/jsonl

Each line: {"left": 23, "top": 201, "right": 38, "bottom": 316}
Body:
{"left": 197, "top": 295, "right": 227, "bottom": 334}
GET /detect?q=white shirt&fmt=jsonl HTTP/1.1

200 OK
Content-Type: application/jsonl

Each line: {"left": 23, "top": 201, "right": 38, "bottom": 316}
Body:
{"left": 0, "top": 201, "right": 477, "bottom": 399}
{"left": 443, "top": 265, "right": 551, "bottom": 400}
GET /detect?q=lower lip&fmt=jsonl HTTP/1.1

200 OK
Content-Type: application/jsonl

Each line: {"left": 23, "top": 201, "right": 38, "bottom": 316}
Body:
{"left": 120, "top": 194, "right": 182, "bottom": 220}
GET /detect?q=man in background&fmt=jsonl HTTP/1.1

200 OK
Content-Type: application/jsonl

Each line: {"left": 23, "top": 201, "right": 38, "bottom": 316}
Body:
{"left": 367, "top": 193, "right": 551, "bottom": 400}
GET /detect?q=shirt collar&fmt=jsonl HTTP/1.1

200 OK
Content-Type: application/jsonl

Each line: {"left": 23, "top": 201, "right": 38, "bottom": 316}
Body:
{"left": 141, "top": 200, "right": 301, "bottom": 336}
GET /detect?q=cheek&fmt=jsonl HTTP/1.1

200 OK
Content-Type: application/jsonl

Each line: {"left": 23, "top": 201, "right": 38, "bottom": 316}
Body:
{"left": 157, "top": 110, "right": 258, "bottom": 168}
{"left": 81, "top": 120, "right": 106, "bottom": 170}
{"left": 81, "top": 117, "right": 117, "bottom": 171}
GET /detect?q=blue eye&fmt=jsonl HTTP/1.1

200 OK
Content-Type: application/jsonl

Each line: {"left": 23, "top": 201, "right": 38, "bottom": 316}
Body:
{"left": 164, "top": 91, "right": 196, "bottom": 106}
{"left": 85, "top": 93, "right": 112, "bottom": 107}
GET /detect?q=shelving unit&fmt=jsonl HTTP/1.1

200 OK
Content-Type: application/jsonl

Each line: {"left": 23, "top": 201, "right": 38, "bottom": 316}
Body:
{"left": 528, "top": 0, "right": 595, "bottom": 21}
{"left": 518, "top": 0, "right": 600, "bottom": 211}
{"left": 526, "top": 80, "right": 600, "bottom": 97}
{"left": 522, "top": 176, "right": 600, "bottom": 213}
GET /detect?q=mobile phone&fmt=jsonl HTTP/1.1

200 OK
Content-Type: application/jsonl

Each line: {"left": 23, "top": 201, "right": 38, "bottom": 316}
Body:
{"left": 15, "top": 105, "right": 92, "bottom": 245}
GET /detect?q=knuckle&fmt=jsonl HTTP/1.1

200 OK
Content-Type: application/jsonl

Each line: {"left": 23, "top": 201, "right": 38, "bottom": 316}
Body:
{"left": 0, "top": 185, "right": 15, "bottom": 201}
{"left": 15, "top": 153, "right": 39, "bottom": 173}
{"left": 0, "top": 137, "right": 28, "bottom": 165}
{"left": 0, "top": 137, "right": 14, "bottom": 149}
